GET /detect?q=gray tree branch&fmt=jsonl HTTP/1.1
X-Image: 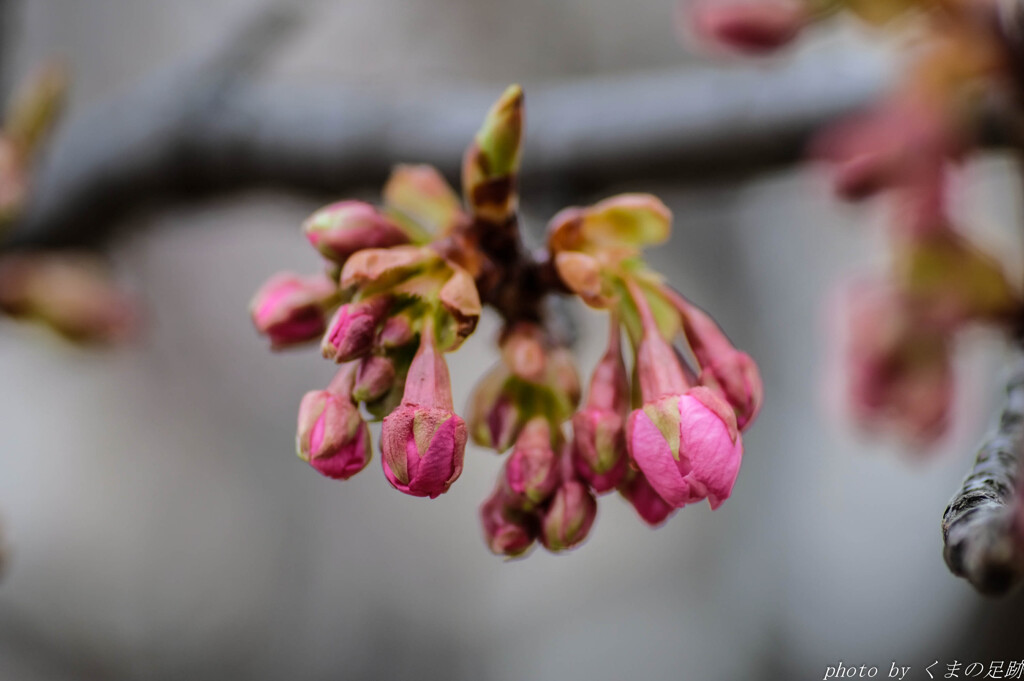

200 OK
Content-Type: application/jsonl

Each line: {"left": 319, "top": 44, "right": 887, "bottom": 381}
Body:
{"left": 942, "top": 351, "right": 1024, "bottom": 596}
{"left": 2, "top": 36, "right": 890, "bottom": 250}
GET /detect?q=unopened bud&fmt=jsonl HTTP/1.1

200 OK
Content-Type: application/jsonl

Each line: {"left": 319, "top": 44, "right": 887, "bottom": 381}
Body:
{"left": 539, "top": 477, "right": 597, "bottom": 552}
{"left": 351, "top": 354, "right": 396, "bottom": 403}
{"left": 303, "top": 201, "right": 409, "bottom": 264}
{"left": 383, "top": 164, "right": 466, "bottom": 236}
{"left": 296, "top": 387, "right": 372, "bottom": 480}
{"left": 480, "top": 484, "right": 537, "bottom": 558}
{"left": 504, "top": 418, "right": 562, "bottom": 509}
{"left": 321, "top": 296, "right": 391, "bottom": 363}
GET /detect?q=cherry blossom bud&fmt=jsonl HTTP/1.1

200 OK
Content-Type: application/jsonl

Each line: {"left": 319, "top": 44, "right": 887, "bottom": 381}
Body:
{"left": 501, "top": 322, "right": 548, "bottom": 382}
{"left": 250, "top": 272, "right": 336, "bottom": 350}
{"left": 378, "top": 313, "right": 416, "bottom": 349}
{"left": 554, "top": 251, "right": 609, "bottom": 308}
{"left": 539, "top": 475, "right": 597, "bottom": 552}
{"left": 572, "top": 317, "right": 630, "bottom": 492}
{"left": 504, "top": 418, "right": 562, "bottom": 509}
{"left": 692, "top": 0, "right": 807, "bottom": 54}
{"left": 467, "top": 365, "right": 524, "bottom": 452}
{"left": 480, "top": 484, "right": 537, "bottom": 558}
{"left": 663, "top": 287, "right": 764, "bottom": 430}
{"left": 351, "top": 355, "right": 396, "bottom": 403}
{"left": 463, "top": 84, "right": 523, "bottom": 223}
{"left": 626, "top": 279, "right": 743, "bottom": 509}
{"left": 303, "top": 201, "right": 409, "bottom": 264}
{"left": 381, "top": 318, "right": 467, "bottom": 498}
{"left": 618, "top": 470, "right": 677, "bottom": 527}
{"left": 296, "top": 372, "right": 372, "bottom": 480}
{"left": 841, "top": 280, "right": 953, "bottom": 444}
{"left": 0, "top": 252, "right": 136, "bottom": 344}
{"left": 321, "top": 296, "right": 391, "bottom": 363}
{"left": 627, "top": 387, "right": 743, "bottom": 509}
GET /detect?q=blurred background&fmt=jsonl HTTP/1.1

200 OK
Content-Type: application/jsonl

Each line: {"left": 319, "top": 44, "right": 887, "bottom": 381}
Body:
{"left": 1, "top": 1, "right": 1023, "bottom": 679}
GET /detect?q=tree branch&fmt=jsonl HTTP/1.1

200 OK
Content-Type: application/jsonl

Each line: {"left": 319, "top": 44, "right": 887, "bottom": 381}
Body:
{"left": 3, "top": 43, "right": 890, "bottom": 251}
{"left": 942, "top": 351, "right": 1024, "bottom": 596}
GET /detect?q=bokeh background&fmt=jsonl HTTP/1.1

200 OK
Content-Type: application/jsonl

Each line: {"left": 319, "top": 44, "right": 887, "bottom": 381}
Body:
{"left": 1, "top": 1, "right": 1023, "bottom": 679}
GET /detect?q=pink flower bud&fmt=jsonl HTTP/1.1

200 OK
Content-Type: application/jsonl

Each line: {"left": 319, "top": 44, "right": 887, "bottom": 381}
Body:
{"left": 351, "top": 355, "right": 396, "bottom": 403}
{"left": 539, "top": 477, "right": 597, "bottom": 552}
{"left": 504, "top": 418, "right": 562, "bottom": 509}
{"left": 381, "top": 318, "right": 467, "bottom": 498}
{"left": 321, "top": 296, "right": 391, "bottom": 363}
{"left": 296, "top": 383, "right": 372, "bottom": 480}
{"left": 692, "top": 0, "right": 807, "bottom": 54}
{"left": 572, "top": 317, "right": 630, "bottom": 492}
{"left": 378, "top": 313, "right": 416, "bottom": 349}
{"left": 627, "top": 387, "right": 743, "bottom": 509}
{"left": 662, "top": 287, "right": 764, "bottom": 430}
{"left": 480, "top": 483, "right": 538, "bottom": 558}
{"left": 618, "top": 470, "right": 677, "bottom": 527}
{"left": 303, "top": 200, "right": 409, "bottom": 264}
{"left": 467, "top": 366, "right": 524, "bottom": 452}
{"left": 250, "top": 272, "right": 336, "bottom": 350}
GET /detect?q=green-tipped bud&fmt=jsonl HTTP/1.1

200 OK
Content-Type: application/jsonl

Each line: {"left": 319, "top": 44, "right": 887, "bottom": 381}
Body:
{"left": 462, "top": 84, "right": 524, "bottom": 223}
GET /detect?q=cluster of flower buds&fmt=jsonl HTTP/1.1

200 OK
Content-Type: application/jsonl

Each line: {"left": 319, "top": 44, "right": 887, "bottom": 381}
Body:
{"left": 252, "top": 84, "right": 762, "bottom": 557}
{"left": 692, "top": 0, "right": 1022, "bottom": 443}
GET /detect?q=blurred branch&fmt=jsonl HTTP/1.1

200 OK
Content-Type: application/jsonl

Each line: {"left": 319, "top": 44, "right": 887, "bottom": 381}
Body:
{"left": 942, "top": 351, "right": 1024, "bottom": 596}
{"left": 1, "top": 36, "right": 891, "bottom": 250}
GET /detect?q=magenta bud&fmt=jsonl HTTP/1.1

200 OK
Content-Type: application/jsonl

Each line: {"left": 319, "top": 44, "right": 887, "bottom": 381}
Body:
{"left": 539, "top": 477, "right": 597, "bottom": 552}
{"left": 296, "top": 389, "right": 372, "bottom": 480}
{"left": 250, "top": 272, "right": 336, "bottom": 350}
{"left": 627, "top": 386, "right": 742, "bottom": 510}
{"left": 303, "top": 200, "right": 409, "bottom": 264}
{"left": 480, "top": 484, "right": 538, "bottom": 558}
{"left": 381, "top": 318, "right": 467, "bottom": 498}
{"left": 351, "top": 355, "right": 396, "bottom": 403}
{"left": 504, "top": 418, "right": 562, "bottom": 509}
{"left": 467, "top": 366, "right": 525, "bottom": 452}
{"left": 321, "top": 295, "right": 391, "bottom": 363}
{"left": 572, "top": 408, "right": 628, "bottom": 493}
{"left": 698, "top": 350, "right": 763, "bottom": 431}
{"left": 618, "top": 470, "right": 676, "bottom": 527}
{"left": 378, "top": 313, "right": 416, "bottom": 349}
{"left": 692, "top": 0, "right": 807, "bottom": 54}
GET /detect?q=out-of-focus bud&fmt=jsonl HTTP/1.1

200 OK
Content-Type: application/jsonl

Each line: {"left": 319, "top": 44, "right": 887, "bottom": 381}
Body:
{"left": 572, "top": 317, "right": 630, "bottom": 493}
{"left": 842, "top": 279, "right": 953, "bottom": 444}
{"left": 895, "top": 229, "right": 1019, "bottom": 329}
{"left": 321, "top": 295, "right": 391, "bottom": 363}
{"left": 618, "top": 469, "right": 677, "bottom": 527}
{"left": 691, "top": 0, "right": 807, "bottom": 54}
{"left": 0, "top": 252, "right": 136, "bottom": 344}
{"left": 351, "top": 354, "right": 396, "bottom": 403}
{"left": 480, "top": 483, "right": 538, "bottom": 558}
{"left": 467, "top": 365, "right": 524, "bottom": 452}
{"left": 250, "top": 271, "right": 336, "bottom": 350}
{"left": 504, "top": 418, "right": 562, "bottom": 509}
{"left": 539, "top": 475, "right": 598, "bottom": 552}
{"left": 438, "top": 265, "right": 482, "bottom": 349}
{"left": 547, "top": 348, "right": 582, "bottom": 412}
{"left": 378, "top": 312, "right": 416, "bottom": 349}
{"left": 296, "top": 377, "right": 372, "bottom": 480}
{"left": 383, "top": 164, "right": 467, "bottom": 236}
{"left": 303, "top": 201, "right": 409, "bottom": 264}
{"left": 501, "top": 322, "right": 547, "bottom": 382}
{"left": 462, "top": 84, "right": 523, "bottom": 223}
{"left": 548, "top": 194, "right": 671, "bottom": 255}
{"left": 663, "top": 287, "right": 764, "bottom": 430}
{"left": 4, "top": 60, "right": 67, "bottom": 156}
{"left": 381, "top": 319, "right": 467, "bottom": 498}
{"left": 339, "top": 245, "right": 438, "bottom": 293}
